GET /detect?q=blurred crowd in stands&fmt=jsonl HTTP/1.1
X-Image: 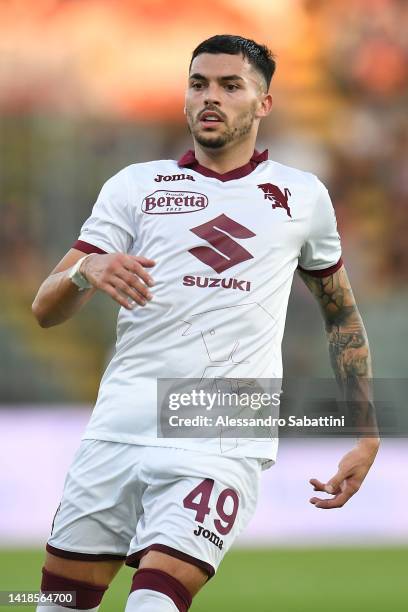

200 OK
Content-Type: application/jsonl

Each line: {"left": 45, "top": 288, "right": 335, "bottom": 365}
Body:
{"left": 318, "top": 0, "right": 408, "bottom": 286}
{"left": 0, "top": 0, "right": 406, "bottom": 400}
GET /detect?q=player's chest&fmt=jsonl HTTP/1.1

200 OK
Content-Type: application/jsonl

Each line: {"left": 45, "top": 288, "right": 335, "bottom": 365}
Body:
{"left": 134, "top": 180, "right": 309, "bottom": 250}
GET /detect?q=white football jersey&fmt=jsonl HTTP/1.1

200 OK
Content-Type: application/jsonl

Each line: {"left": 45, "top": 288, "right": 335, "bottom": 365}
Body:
{"left": 74, "top": 150, "right": 342, "bottom": 465}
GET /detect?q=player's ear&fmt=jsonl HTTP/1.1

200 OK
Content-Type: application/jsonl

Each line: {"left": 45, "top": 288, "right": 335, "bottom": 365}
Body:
{"left": 256, "top": 93, "right": 273, "bottom": 118}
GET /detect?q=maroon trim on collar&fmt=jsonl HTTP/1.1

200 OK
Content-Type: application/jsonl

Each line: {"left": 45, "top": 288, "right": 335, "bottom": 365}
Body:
{"left": 178, "top": 149, "right": 268, "bottom": 182}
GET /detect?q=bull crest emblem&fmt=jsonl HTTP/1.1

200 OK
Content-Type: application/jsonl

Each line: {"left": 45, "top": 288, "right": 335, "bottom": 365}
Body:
{"left": 257, "top": 183, "right": 292, "bottom": 218}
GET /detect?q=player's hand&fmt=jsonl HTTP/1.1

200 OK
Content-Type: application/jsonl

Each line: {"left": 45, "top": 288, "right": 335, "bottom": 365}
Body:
{"left": 309, "top": 438, "right": 380, "bottom": 509}
{"left": 80, "top": 253, "right": 155, "bottom": 309}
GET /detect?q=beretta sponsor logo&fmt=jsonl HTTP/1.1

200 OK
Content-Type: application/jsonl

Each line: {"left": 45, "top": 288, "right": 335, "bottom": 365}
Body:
{"left": 142, "top": 190, "right": 208, "bottom": 215}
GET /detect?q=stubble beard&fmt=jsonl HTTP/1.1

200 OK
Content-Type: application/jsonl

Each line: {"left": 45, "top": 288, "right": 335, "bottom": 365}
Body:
{"left": 187, "top": 104, "right": 258, "bottom": 150}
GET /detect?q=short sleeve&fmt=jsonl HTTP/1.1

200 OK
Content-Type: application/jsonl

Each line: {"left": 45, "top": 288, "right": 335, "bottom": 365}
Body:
{"left": 298, "top": 178, "right": 342, "bottom": 277}
{"left": 73, "top": 169, "right": 135, "bottom": 254}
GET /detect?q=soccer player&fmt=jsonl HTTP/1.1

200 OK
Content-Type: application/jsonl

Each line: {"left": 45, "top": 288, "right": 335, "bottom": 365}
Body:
{"left": 32, "top": 35, "right": 379, "bottom": 612}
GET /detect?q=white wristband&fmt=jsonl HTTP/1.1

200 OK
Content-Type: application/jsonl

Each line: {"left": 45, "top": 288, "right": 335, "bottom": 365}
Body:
{"left": 68, "top": 255, "right": 93, "bottom": 290}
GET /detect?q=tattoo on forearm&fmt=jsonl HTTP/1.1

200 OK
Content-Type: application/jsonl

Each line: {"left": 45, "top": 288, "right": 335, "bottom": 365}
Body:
{"left": 299, "top": 267, "right": 377, "bottom": 433}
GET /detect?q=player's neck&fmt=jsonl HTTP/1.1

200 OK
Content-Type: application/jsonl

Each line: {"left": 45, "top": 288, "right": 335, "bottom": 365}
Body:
{"left": 193, "top": 140, "right": 257, "bottom": 174}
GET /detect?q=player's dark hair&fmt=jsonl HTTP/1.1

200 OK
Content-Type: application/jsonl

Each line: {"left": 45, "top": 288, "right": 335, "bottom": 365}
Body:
{"left": 190, "top": 34, "right": 276, "bottom": 90}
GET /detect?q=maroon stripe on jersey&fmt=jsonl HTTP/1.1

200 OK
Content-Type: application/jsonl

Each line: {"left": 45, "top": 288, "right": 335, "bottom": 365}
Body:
{"left": 126, "top": 543, "right": 215, "bottom": 578}
{"left": 73, "top": 240, "right": 107, "bottom": 255}
{"left": 46, "top": 543, "right": 126, "bottom": 562}
{"left": 298, "top": 257, "right": 343, "bottom": 278}
{"left": 178, "top": 149, "right": 268, "bottom": 182}
{"left": 130, "top": 568, "right": 192, "bottom": 612}
{"left": 41, "top": 567, "right": 106, "bottom": 610}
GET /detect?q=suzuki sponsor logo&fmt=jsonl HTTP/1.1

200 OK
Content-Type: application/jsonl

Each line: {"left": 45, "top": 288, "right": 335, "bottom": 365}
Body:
{"left": 154, "top": 173, "right": 195, "bottom": 182}
{"left": 258, "top": 183, "right": 292, "bottom": 218}
{"left": 183, "top": 275, "right": 251, "bottom": 291}
{"left": 142, "top": 190, "right": 208, "bottom": 215}
{"left": 188, "top": 214, "right": 255, "bottom": 273}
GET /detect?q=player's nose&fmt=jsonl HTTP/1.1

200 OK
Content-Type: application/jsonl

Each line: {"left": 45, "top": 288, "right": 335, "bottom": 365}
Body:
{"left": 203, "top": 83, "right": 221, "bottom": 106}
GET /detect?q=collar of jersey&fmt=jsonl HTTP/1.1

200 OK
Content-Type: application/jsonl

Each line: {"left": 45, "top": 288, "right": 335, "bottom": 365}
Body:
{"left": 177, "top": 149, "right": 268, "bottom": 182}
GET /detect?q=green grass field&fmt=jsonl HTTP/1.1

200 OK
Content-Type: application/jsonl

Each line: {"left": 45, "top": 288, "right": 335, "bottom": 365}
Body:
{"left": 1, "top": 547, "right": 407, "bottom": 611}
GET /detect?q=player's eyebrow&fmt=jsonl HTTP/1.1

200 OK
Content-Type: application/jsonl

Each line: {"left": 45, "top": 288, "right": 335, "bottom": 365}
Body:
{"left": 219, "top": 75, "right": 244, "bottom": 83}
{"left": 189, "top": 73, "right": 206, "bottom": 80}
{"left": 189, "top": 73, "right": 245, "bottom": 83}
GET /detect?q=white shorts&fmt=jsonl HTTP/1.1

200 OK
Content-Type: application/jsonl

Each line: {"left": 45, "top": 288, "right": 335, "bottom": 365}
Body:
{"left": 47, "top": 440, "right": 262, "bottom": 577}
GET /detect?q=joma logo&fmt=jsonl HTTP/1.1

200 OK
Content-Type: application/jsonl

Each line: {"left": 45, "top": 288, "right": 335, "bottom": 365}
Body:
{"left": 188, "top": 214, "right": 255, "bottom": 273}
{"left": 193, "top": 525, "right": 223, "bottom": 550}
{"left": 155, "top": 173, "right": 195, "bottom": 182}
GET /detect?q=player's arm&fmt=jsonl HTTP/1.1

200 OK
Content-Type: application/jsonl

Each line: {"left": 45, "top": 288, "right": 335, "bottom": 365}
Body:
{"left": 32, "top": 248, "right": 155, "bottom": 328}
{"left": 298, "top": 264, "right": 380, "bottom": 509}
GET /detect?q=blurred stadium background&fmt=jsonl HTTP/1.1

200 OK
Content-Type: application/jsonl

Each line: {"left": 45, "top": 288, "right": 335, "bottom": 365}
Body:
{"left": 0, "top": 0, "right": 407, "bottom": 610}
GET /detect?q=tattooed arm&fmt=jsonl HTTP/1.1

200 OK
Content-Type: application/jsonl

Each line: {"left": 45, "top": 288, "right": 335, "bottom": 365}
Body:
{"left": 298, "top": 264, "right": 380, "bottom": 509}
